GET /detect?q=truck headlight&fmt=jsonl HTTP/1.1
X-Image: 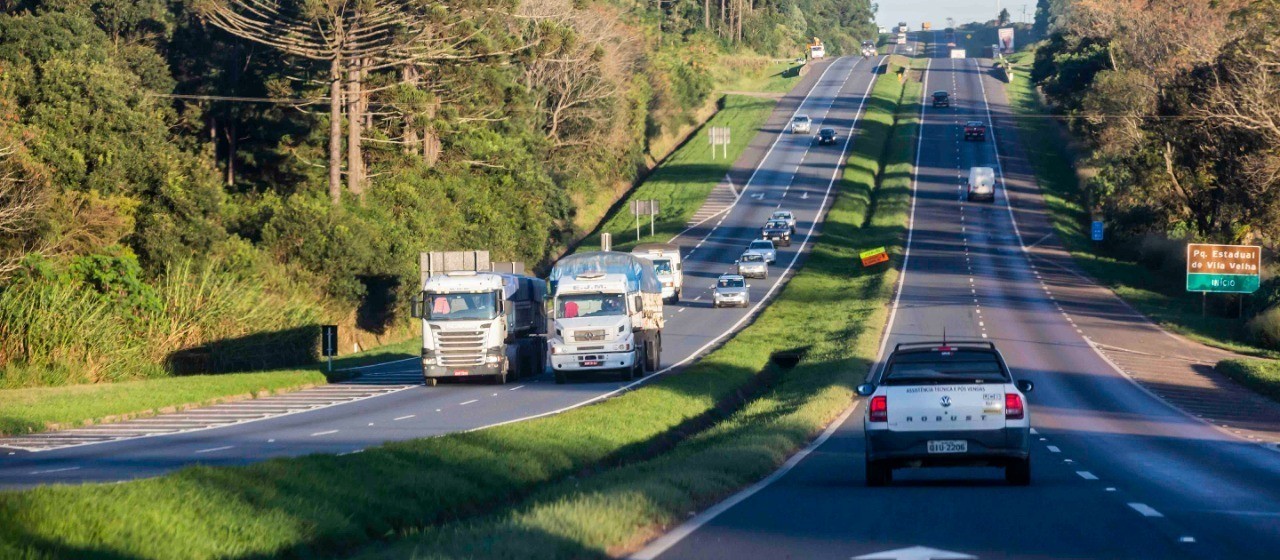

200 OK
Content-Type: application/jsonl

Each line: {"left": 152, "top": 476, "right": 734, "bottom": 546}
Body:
{"left": 423, "top": 358, "right": 436, "bottom": 365}
{"left": 485, "top": 356, "right": 502, "bottom": 364}
{"left": 485, "top": 347, "right": 503, "bottom": 364}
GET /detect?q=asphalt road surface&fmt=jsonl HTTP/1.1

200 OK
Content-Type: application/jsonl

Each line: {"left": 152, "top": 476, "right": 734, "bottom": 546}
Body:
{"left": 0, "top": 53, "right": 888, "bottom": 489}
{"left": 636, "top": 33, "right": 1280, "bottom": 560}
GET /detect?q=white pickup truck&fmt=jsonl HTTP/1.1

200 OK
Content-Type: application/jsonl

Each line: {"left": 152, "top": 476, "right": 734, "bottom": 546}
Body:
{"left": 858, "top": 341, "right": 1035, "bottom": 486}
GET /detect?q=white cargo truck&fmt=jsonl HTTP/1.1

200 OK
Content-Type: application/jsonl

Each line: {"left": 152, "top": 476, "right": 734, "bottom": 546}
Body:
{"left": 631, "top": 243, "right": 684, "bottom": 303}
{"left": 411, "top": 251, "right": 548, "bottom": 386}
{"left": 950, "top": 48, "right": 966, "bottom": 59}
{"left": 547, "top": 249, "right": 665, "bottom": 383}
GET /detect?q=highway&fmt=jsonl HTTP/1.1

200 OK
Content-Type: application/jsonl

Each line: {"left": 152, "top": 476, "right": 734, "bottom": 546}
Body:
{"left": 635, "top": 33, "right": 1280, "bottom": 560}
{"left": 0, "top": 54, "right": 887, "bottom": 488}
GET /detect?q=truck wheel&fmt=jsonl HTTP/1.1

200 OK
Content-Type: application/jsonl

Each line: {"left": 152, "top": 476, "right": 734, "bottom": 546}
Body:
{"left": 673, "top": 288, "right": 681, "bottom": 303}
{"left": 645, "top": 336, "right": 661, "bottom": 371}
{"left": 1006, "top": 457, "right": 1031, "bottom": 486}
{"left": 866, "top": 459, "right": 892, "bottom": 487}
{"left": 630, "top": 348, "right": 645, "bottom": 379}
{"left": 494, "top": 359, "right": 508, "bottom": 385}
{"left": 425, "top": 377, "right": 438, "bottom": 387}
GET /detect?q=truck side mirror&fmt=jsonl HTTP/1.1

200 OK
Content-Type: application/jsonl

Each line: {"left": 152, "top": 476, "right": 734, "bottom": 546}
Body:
{"left": 410, "top": 294, "right": 423, "bottom": 318}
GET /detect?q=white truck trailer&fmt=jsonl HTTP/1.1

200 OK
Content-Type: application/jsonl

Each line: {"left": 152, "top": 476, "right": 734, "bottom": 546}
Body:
{"left": 547, "top": 250, "right": 665, "bottom": 384}
{"left": 631, "top": 243, "right": 684, "bottom": 303}
{"left": 411, "top": 251, "right": 548, "bottom": 386}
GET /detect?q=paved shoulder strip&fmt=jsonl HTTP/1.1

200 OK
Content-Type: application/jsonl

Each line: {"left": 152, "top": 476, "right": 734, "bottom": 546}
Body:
{"left": 0, "top": 369, "right": 419, "bottom": 452}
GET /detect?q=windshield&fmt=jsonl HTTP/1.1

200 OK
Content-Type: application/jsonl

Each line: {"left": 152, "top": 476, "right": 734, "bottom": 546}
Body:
{"left": 773, "top": 212, "right": 791, "bottom": 220}
{"left": 750, "top": 241, "right": 772, "bottom": 250}
{"left": 883, "top": 350, "right": 1009, "bottom": 385}
{"left": 718, "top": 277, "right": 745, "bottom": 288}
{"left": 741, "top": 254, "right": 764, "bottom": 262}
{"left": 793, "top": 116, "right": 809, "bottom": 123}
{"left": 651, "top": 259, "right": 673, "bottom": 275}
{"left": 766, "top": 221, "right": 787, "bottom": 229}
{"left": 557, "top": 293, "right": 626, "bottom": 319}
{"left": 425, "top": 291, "right": 500, "bottom": 321}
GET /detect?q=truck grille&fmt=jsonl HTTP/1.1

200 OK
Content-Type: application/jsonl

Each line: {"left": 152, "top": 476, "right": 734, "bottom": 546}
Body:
{"left": 573, "top": 329, "right": 609, "bottom": 342}
{"left": 435, "top": 329, "right": 486, "bottom": 366}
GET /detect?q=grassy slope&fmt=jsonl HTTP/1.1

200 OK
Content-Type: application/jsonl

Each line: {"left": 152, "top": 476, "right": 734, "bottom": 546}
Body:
{"left": 353, "top": 55, "right": 921, "bottom": 559}
{"left": 1003, "top": 51, "right": 1277, "bottom": 358}
{"left": 715, "top": 61, "right": 806, "bottom": 94}
{"left": 0, "top": 57, "right": 915, "bottom": 560}
{"left": 1216, "top": 359, "right": 1280, "bottom": 404}
{"left": 0, "top": 339, "right": 418, "bottom": 436}
{"left": 581, "top": 94, "right": 779, "bottom": 252}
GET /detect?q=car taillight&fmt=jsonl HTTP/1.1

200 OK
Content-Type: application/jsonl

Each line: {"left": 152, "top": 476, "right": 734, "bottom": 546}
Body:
{"left": 1005, "top": 393, "right": 1024, "bottom": 420}
{"left": 869, "top": 396, "right": 888, "bottom": 422}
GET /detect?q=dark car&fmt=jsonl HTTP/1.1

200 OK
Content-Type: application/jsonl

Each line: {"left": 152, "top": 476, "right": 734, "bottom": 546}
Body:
{"left": 816, "top": 128, "right": 838, "bottom": 145}
{"left": 761, "top": 220, "right": 792, "bottom": 247}
{"left": 932, "top": 90, "right": 950, "bottom": 108}
{"left": 964, "top": 121, "right": 986, "bottom": 141}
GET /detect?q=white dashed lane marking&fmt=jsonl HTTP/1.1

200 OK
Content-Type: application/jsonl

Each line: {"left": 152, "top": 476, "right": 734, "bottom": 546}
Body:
{"left": 459, "top": 399, "right": 479, "bottom": 406}
{"left": 194, "top": 446, "right": 234, "bottom": 454}
{"left": 394, "top": 415, "right": 415, "bottom": 421}
{"left": 1076, "top": 471, "right": 1099, "bottom": 480}
{"left": 1128, "top": 503, "right": 1164, "bottom": 518}
{"left": 310, "top": 430, "right": 339, "bottom": 437}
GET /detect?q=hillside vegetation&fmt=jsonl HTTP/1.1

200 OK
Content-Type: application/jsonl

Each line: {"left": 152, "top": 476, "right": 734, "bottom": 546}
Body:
{"left": 0, "top": 0, "right": 872, "bottom": 388}
{"left": 1028, "top": 0, "right": 1280, "bottom": 348}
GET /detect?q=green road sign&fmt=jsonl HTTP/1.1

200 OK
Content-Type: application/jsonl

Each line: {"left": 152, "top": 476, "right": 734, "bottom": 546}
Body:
{"left": 1186, "top": 273, "right": 1260, "bottom": 294}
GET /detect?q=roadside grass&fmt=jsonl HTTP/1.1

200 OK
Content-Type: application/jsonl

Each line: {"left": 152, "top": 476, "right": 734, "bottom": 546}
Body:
{"left": 351, "top": 55, "right": 922, "bottom": 560}
{"left": 1003, "top": 51, "right": 1277, "bottom": 358}
{"left": 0, "top": 58, "right": 916, "bottom": 560}
{"left": 0, "top": 339, "right": 417, "bottom": 436}
{"left": 580, "top": 94, "right": 778, "bottom": 252}
{"left": 714, "top": 60, "right": 805, "bottom": 94}
{"left": 1217, "top": 359, "right": 1280, "bottom": 404}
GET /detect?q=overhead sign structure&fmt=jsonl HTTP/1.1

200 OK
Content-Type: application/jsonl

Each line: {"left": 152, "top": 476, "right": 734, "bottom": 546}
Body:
{"left": 709, "top": 126, "right": 731, "bottom": 159}
{"left": 998, "top": 27, "right": 1015, "bottom": 53}
{"left": 861, "top": 247, "right": 890, "bottom": 267}
{"left": 1186, "top": 243, "right": 1261, "bottom": 294}
{"left": 630, "top": 199, "right": 660, "bottom": 240}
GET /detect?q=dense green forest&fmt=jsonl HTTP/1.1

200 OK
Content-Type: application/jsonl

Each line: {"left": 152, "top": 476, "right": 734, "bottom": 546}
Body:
{"left": 0, "top": 0, "right": 873, "bottom": 386}
{"left": 1029, "top": 0, "right": 1280, "bottom": 339}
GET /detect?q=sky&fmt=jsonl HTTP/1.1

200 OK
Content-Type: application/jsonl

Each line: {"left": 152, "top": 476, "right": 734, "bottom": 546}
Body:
{"left": 874, "top": 0, "right": 1036, "bottom": 30}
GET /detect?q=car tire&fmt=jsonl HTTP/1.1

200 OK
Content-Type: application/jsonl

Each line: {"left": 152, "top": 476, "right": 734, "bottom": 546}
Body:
{"left": 1006, "top": 457, "right": 1031, "bottom": 486}
{"left": 866, "top": 459, "right": 892, "bottom": 487}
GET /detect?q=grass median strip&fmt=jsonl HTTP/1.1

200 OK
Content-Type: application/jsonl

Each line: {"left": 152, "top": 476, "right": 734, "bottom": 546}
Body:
{"left": 0, "top": 339, "right": 417, "bottom": 437}
{"left": 350, "top": 56, "right": 921, "bottom": 560}
{"left": 1003, "top": 51, "right": 1275, "bottom": 358}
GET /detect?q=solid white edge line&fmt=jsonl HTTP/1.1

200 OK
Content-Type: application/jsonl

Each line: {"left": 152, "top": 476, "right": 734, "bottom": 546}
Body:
{"left": 628, "top": 58, "right": 887, "bottom": 560}
{"left": 335, "top": 356, "right": 419, "bottom": 372}
{"left": 972, "top": 58, "right": 1276, "bottom": 452}
{"left": 193, "top": 445, "right": 234, "bottom": 454}
{"left": 629, "top": 404, "right": 860, "bottom": 560}
{"left": 469, "top": 56, "right": 882, "bottom": 437}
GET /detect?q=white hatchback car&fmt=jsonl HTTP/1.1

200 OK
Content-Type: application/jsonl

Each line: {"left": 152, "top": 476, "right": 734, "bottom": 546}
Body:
{"left": 790, "top": 115, "right": 812, "bottom": 134}
{"left": 858, "top": 341, "right": 1034, "bottom": 486}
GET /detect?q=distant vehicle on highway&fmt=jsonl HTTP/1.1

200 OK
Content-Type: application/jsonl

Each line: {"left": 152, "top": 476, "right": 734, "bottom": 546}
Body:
{"left": 816, "top": 127, "right": 839, "bottom": 145}
{"left": 878, "top": 26, "right": 887, "bottom": 34}
{"left": 897, "top": 22, "right": 909, "bottom": 33}
{"left": 964, "top": 121, "right": 987, "bottom": 141}
{"left": 896, "top": 33, "right": 907, "bottom": 45}
{"left": 712, "top": 274, "right": 751, "bottom": 308}
{"left": 748, "top": 239, "right": 777, "bottom": 264}
{"left": 761, "top": 220, "right": 793, "bottom": 247}
{"left": 770, "top": 210, "right": 796, "bottom": 232}
{"left": 736, "top": 252, "right": 768, "bottom": 279}
{"left": 932, "top": 90, "right": 950, "bottom": 108}
{"left": 966, "top": 166, "right": 996, "bottom": 201}
{"left": 860, "top": 40, "right": 877, "bottom": 58}
{"left": 808, "top": 37, "right": 825, "bottom": 59}
{"left": 790, "top": 114, "right": 813, "bottom": 134}
{"left": 858, "top": 341, "right": 1035, "bottom": 486}
{"left": 631, "top": 243, "right": 684, "bottom": 303}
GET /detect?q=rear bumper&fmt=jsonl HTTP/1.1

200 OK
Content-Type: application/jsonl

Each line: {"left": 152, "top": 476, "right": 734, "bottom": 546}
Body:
{"left": 865, "top": 427, "right": 1030, "bottom": 466}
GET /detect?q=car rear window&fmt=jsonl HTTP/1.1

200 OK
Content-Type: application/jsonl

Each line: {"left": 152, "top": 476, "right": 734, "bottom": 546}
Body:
{"left": 883, "top": 350, "right": 1009, "bottom": 385}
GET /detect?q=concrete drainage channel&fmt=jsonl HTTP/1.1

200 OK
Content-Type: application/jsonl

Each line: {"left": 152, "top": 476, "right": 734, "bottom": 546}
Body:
{"left": 0, "top": 368, "right": 422, "bottom": 453}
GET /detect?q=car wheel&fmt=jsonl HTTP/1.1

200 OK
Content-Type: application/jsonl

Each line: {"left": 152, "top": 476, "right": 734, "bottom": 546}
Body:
{"left": 1006, "top": 457, "right": 1031, "bottom": 486}
{"left": 866, "top": 459, "right": 892, "bottom": 487}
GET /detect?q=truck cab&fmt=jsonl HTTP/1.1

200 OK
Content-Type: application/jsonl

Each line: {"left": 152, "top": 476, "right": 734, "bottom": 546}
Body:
{"left": 548, "top": 252, "right": 664, "bottom": 384}
{"left": 413, "top": 257, "right": 548, "bottom": 386}
{"left": 631, "top": 243, "right": 684, "bottom": 303}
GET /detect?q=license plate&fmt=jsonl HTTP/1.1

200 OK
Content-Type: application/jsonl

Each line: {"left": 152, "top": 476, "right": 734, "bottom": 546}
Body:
{"left": 453, "top": 370, "right": 468, "bottom": 376}
{"left": 581, "top": 360, "right": 600, "bottom": 367}
{"left": 927, "top": 440, "right": 968, "bottom": 454}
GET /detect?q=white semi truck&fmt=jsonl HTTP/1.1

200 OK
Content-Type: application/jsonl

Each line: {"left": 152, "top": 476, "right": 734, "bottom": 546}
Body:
{"left": 631, "top": 243, "right": 684, "bottom": 303}
{"left": 411, "top": 251, "right": 548, "bottom": 386}
{"left": 547, "top": 247, "right": 665, "bottom": 384}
